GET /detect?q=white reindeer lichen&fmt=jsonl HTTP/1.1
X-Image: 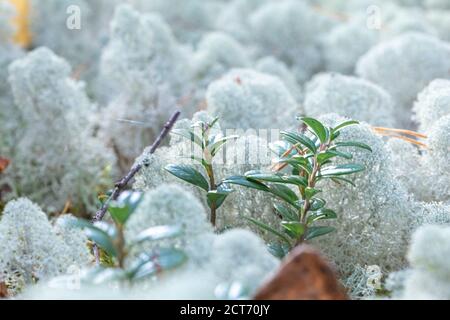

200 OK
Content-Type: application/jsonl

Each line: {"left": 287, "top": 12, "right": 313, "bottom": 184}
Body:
{"left": 5, "top": 47, "right": 113, "bottom": 213}
{"left": 0, "top": 198, "right": 92, "bottom": 296}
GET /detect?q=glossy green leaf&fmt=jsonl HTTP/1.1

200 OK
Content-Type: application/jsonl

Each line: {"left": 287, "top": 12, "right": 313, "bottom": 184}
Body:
{"left": 223, "top": 176, "right": 269, "bottom": 192}
{"left": 282, "top": 176, "right": 309, "bottom": 187}
{"left": 245, "top": 170, "right": 308, "bottom": 187}
{"left": 307, "top": 209, "right": 337, "bottom": 224}
{"left": 208, "top": 117, "right": 220, "bottom": 130}
{"left": 86, "top": 229, "right": 117, "bottom": 257}
{"left": 298, "top": 117, "right": 329, "bottom": 144}
{"left": 274, "top": 203, "right": 298, "bottom": 221}
{"left": 73, "top": 220, "right": 118, "bottom": 257}
{"left": 334, "top": 141, "right": 372, "bottom": 152}
{"left": 332, "top": 120, "right": 360, "bottom": 134}
{"left": 208, "top": 135, "right": 239, "bottom": 156}
{"left": 281, "top": 221, "right": 305, "bottom": 238}
{"left": 280, "top": 131, "right": 317, "bottom": 153}
{"left": 171, "top": 128, "right": 203, "bottom": 147}
{"left": 310, "top": 198, "right": 326, "bottom": 211}
{"left": 244, "top": 217, "right": 291, "bottom": 245}
{"left": 305, "top": 226, "right": 336, "bottom": 240}
{"left": 207, "top": 191, "right": 228, "bottom": 209}
{"left": 130, "top": 225, "right": 183, "bottom": 246}
{"left": 245, "top": 171, "right": 286, "bottom": 183}
{"left": 317, "top": 150, "right": 353, "bottom": 164}
{"left": 330, "top": 130, "right": 341, "bottom": 141}
{"left": 93, "top": 221, "right": 118, "bottom": 239}
{"left": 62, "top": 219, "right": 118, "bottom": 257}
{"left": 319, "top": 164, "right": 365, "bottom": 177}
{"left": 331, "top": 150, "right": 353, "bottom": 159}
{"left": 268, "top": 184, "right": 299, "bottom": 205}
{"left": 165, "top": 164, "right": 209, "bottom": 191}
{"left": 207, "top": 184, "right": 234, "bottom": 209}
{"left": 129, "top": 248, "right": 187, "bottom": 280}
{"left": 305, "top": 187, "right": 321, "bottom": 200}
{"left": 316, "top": 152, "right": 335, "bottom": 164}
{"left": 267, "top": 242, "right": 291, "bottom": 259}
{"left": 108, "top": 191, "right": 143, "bottom": 225}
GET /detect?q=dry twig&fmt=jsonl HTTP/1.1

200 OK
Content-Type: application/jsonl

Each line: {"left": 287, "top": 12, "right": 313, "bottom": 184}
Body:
{"left": 92, "top": 111, "right": 181, "bottom": 262}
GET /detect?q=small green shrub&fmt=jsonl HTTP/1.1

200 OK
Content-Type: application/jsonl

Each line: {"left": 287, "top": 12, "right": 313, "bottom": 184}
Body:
{"left": 63, "top": 191, "right": 186, "bottom": 283}
{"left": 224, "top": 117, "right": 372, "bottom": 257}
{"left": 164, "top": 117, "right": 238, "bottom": 227}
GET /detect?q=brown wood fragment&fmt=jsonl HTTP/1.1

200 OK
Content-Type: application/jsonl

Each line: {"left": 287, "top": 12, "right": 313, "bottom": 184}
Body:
{"left": 0, "top": 282, "right": 8, "bottom": 298}
{"left": 254, "top": 245, "right": 348, "bottom": 300}
{"left": 0, "top": 157, "right": 10, "bottom": 174}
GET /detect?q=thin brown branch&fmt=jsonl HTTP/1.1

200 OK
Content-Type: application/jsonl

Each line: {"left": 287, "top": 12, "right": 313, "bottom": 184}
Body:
{"left": 92, "top": 111, "right": 181, "bottom": 262}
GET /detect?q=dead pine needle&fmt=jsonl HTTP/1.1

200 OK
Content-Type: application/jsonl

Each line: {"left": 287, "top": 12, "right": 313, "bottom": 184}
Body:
{"left": 372, "top": 126, "right": 428, "bottom": 149}
{"left": 373, "top": 127, "right": 428, "bottom": 139}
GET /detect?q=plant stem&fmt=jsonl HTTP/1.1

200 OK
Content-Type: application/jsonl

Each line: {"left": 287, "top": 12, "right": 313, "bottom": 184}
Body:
{"left": 92, "top": 111, "right": 181, "bottom": 263}
{"left": 297, "top": 155, "right": 320, "bottom": 246}
{"left": 205, "top": 163, "right": 217, "bottom": 227}
{"left": 202, "top": 123, "right": 218, "bottom": 227}
{"left": 116, "top": 224, "right": 126, "bottom": 269}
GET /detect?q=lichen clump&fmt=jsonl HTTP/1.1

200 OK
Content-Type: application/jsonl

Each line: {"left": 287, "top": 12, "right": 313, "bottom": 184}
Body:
{"left": 206, "top": 69, "right": 299, "bottom": 130}
{"left": 398, "top": 225, "right": 450, "bottom": 299}
{"left": 0, "top": 198, "right": 92, "bottom": 296}
{"left": 4, "top": 47, "right": 113, "bottom": 213}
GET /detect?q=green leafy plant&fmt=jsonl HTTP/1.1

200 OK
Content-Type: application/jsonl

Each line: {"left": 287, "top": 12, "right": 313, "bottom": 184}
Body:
{"left": 63, "top": 191, "right": 186, "bottom": 282}
{"left": 165, "top": 118, "right": 238, "bottom": 227}
{"left": 224, "top": 117, "right": 372, "bottom": 256}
